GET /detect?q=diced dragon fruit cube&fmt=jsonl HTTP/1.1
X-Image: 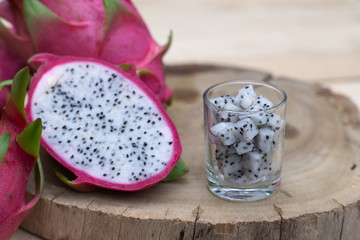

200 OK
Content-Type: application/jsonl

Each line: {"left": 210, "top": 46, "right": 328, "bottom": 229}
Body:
{"left": 234, "top": 141, "right": 256, "bottom": 155}
{"left": 210, "top": 122, "right": 231, "bottom": 135}
{"left": 248, "top": 95, "right": 273, "bottom": 111}
{"left": 248, "top": 104, "right": 262, "bottom": 112}
{"left": 210, "top": 122, "right": 238, "bottom": 145}
{"left": 259, "top": 152, "right": 274, "bottom": 168}
{"left": 210, "top": 95, "right": 243, "bottom": 123}
{"left": 248, "top": 112, "right": 270, "bottom": 126}
{"left": 241, "top": 151, "right": 264, "bottom": 178}
{"left": 216, "top": 111, "right": 241, "bottom": 123}
{"left": 218, "top": 154, "right": 242, "bottom": 180}
{"left": 210, "top": 96, "right": 243, "bottom": 111}
{"left": 256, "top": 128, "right": 275, "bottom": 153}
{"left": 265, "top": 113, "right": 284, "bottom": 132}
{"left": 257, "top": 162, "right": 275, "bottom": 178}
{"left": 255, "top": 95, "right": 273, "bottom": 109}
{"left": 234, "top": 85, "right": 257, "bottom": 109}
{"left": 209, "top": 122, "right": 229, "bottom": 144}
{"left": 241, "top": 151, "right": 275, "bottom": 179}
{"left": 234, "top": 118, "right": 259, "bottom": 141}
{"left": 215, "top": 144, "right": 237, "bottom": 160}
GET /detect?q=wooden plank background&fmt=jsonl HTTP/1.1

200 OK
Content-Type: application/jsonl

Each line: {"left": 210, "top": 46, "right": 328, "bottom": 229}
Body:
{"left": 11, "top": 0, "right": 360, "bottom": 238}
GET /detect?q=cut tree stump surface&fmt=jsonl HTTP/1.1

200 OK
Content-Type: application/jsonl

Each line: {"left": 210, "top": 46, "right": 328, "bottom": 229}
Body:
{"left": 21, "top": 65, "right": 360, "bottom": 240}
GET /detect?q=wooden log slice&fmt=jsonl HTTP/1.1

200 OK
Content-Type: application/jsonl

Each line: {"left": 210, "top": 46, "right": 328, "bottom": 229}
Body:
{"left": 21, "top": 65, "right": 360, "bottom": 240}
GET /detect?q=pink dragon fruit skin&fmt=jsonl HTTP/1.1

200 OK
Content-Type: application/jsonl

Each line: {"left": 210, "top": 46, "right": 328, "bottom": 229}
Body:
{"left": 25, "top": 53, "right": 182, "bottom": 192}
{"left": 0, "top": 68, "right": 43, "bottom": 240}
{"left": 0, "top": 0, "right": 172, "bottom": 104}
{"left": 0, "top": 39, "right": 26, "bottom": 107}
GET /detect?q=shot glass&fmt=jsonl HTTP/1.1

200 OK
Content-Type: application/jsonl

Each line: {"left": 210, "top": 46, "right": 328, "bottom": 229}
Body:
{"left": 203, "top": 80, "right": 287, "bottom": 201}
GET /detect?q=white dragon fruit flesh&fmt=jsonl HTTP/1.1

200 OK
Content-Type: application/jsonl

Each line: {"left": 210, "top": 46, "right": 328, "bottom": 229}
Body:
{"left": 254, "top": 95, "right": 273, "bottom": 110}
{"left": 256, "top": 128, "right": 275, "bottom": 153}
{"left": 210, "top": 95, "right": 241, "bottom": 111}
{"left": 210, "top": 122, "right": 238, "bottom": 145}
{"left": 25, "top": 54, "right": 182, "bottom": 191}
{"left": 215, "top": 144, "right": 237, "bottom": 160}
{"left": 266, "top": 113, "right": 284, "bottom": 132}
{"left": 234, "top": 117, "right": 259, "bottom": 141}
{"left": 208, "top": 84, "right": 285, "bottom": 185}
{"left": 234, "top": 85, "right": 256, "bottom": 109}
{"left": 234, "top": 141, "right": 256, "bottom": 155}
{"left": 248, "top": 112, "right": 270, "bottom": 126}
{"left": 209, "top": 95, "right": 242, "bottom": 123}
{"left": 219, "top": 154, "right": 243, "bottom": 184}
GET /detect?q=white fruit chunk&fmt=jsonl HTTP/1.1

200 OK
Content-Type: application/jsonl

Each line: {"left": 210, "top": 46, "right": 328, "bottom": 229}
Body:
{"left": 234, "top": 118, "right": 259, "bottom": 141}
{"left": 234, "top": 141, "right": 256, "bottom": 155}
{"left": 234, "top": 85, "right": 257, "bottom": 109}
{"left": 256, "top": 128, "right": 275, "bottom": 153}
{"left": 210, "top": 122, "right": 238, "bottom": 145}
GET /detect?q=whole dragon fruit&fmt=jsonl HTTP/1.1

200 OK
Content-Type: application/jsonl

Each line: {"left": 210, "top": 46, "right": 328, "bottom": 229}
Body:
{"left": 25, "top": 54, "right": 182, "bottom": 192}
{"left": 0, "top": 0, "right": 172, "bottom": 104}
{"left": 0, "top": 68, "right": 43, "bottom": 239}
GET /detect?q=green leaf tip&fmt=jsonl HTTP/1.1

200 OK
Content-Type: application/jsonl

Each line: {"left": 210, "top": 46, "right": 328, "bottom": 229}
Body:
{"left": 102, "top": 0, "right": 132, "bottom": 30}
{"left": 17, "top": 118, "right": 42, "bottom": 157}
{"left": 0, "top": 132, "right": 11, "bottom": 165}
{"left": 36, "top": 157, "right": 44, "bottom": 193}
{"left": 23, "top": 0, "right": 58, "bottom": 24}
{"left": 55, "top": 170, "right": 73, "bottom": 186}
{"left": 23, "top": 0, "right": 59, "bottom": 45}
{"left": 119, "top": 63, "right": 136, "bottom": 74}
{"left": 163, "top": 158, "right": 189, "bottom": 182}
{"left": 165, "top": 30, "right": 173, "bottom": 51}
{"left": 0, "top": 80, "right": 12, "bottom": 91}
{"left": 137, "top": 69, "right": 155, "bottom": 77}
{"left": 11, "top": 67, "right": 29, "bottom": 120}
{"left": 166, "top": 97, "right": 173, "bottom": 107}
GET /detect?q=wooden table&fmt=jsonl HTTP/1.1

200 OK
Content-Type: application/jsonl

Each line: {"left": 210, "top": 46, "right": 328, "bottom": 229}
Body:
{"left": 11, "top": 0, "right": 360, "bottom": 239}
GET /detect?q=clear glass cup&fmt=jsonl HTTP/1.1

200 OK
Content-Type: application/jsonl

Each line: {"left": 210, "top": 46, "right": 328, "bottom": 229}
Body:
{"left": 203, "top": 80, "right": 287, "bottom": 201}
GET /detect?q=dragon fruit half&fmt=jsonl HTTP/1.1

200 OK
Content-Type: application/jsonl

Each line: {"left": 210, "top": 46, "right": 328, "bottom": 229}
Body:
{"left": 0, "top": 68, "right": 43, "bottom": 239}
{"left": 0, "top": 0, "right": 172, "bottom": 104}
{"left": 25, "top": 54, "right": 182, "bottom": 192}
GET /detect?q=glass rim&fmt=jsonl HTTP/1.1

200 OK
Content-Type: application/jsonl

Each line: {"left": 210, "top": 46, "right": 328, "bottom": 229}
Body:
{"left": 203, "top": 79, "right": 287, "bottom": 114}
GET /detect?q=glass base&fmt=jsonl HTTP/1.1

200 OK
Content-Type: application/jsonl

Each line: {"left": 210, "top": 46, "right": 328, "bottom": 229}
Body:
{"left": 207, "top": 176, "right": 280, "bottom": 202}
